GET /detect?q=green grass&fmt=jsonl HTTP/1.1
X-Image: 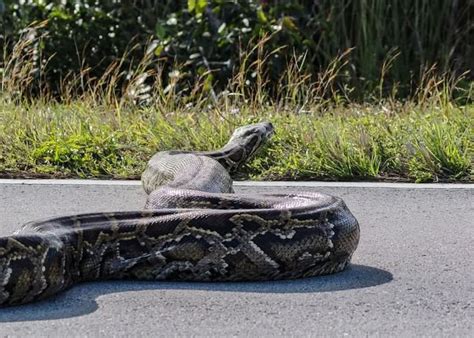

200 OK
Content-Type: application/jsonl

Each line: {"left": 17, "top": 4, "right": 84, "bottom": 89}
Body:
{"left": 0, "top": 29, "right": 472, "bottom": 183}
{"left": 0, "top": 98, "right": 471, "bottom": 183}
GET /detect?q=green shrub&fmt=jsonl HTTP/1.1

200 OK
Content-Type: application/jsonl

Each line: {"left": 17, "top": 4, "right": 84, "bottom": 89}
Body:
{"left": 152, "top": 1, "right": 317, "bottom": 92}
{"left": 1, "top": 1, "right": 152, "bottom": 89}
{"left": 0, "top": 1, "right": 472, "bottom": 100}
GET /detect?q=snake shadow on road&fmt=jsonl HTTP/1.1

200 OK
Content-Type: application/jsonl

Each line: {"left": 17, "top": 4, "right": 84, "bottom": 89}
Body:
{"left": 0, "top": 264, "right": 392, "bottom": 322}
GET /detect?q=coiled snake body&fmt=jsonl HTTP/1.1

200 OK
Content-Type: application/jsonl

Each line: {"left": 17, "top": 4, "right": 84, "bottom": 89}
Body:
{"left": 0, "top": 122, "right": 359, "bottom": 306}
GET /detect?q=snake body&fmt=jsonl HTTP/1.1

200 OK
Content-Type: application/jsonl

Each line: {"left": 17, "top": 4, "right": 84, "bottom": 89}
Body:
{"left": 0, "top": 122, "right": 359, "bottom": 306}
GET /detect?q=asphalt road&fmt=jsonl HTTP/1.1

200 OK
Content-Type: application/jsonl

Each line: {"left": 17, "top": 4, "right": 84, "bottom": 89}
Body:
{"left": 0, "top": 180, "right": 472, "bottom": 337}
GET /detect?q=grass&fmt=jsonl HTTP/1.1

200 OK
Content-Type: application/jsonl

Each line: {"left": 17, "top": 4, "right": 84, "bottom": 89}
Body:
{"left": 309, "top": 0, "right": 472, "bottom": 96}
{"left": 0, "top": 98, "right": 471, "bottom": 183}
{"left": 0, "top": 29, "right": 472, "bottom": 183}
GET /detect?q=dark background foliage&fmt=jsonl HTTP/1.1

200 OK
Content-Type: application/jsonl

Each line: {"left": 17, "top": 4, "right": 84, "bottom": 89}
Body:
{"left": 0, "top": 0, "right": 472, "bottom": 99}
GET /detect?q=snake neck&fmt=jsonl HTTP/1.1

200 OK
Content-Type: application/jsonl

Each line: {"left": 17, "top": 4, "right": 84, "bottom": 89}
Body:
{"left": 201, "top": 133, "right": 271, "bottom": 172}
{"left": 199, "top": 144, "right": 248, "bottom": 173}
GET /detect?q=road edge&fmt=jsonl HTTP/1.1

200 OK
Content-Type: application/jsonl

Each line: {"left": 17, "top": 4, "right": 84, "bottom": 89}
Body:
{"left": 0, "top": 179, "right": 472, "bottom": 189}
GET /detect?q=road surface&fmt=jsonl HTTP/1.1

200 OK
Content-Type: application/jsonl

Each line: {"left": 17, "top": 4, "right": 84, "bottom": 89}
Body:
{"left": 0, "top": 180, "right": 472, "bottom": 336}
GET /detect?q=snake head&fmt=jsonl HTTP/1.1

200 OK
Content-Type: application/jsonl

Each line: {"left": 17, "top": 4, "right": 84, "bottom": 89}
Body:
{"left": 223, "top": 121, "right": 274, "bottom": 171}
{"left": 228, "top": 121, "right": 273, "bottom": 151}
{"left": 230, "top": 121, "right": 274, "bottom": 141}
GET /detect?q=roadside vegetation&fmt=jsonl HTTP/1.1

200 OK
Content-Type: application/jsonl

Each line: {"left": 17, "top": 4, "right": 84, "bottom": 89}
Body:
{"left": 0, "top": 1, "right": 472, "bottom": 182}
{"left": 1, "top": 47, "right": 471, "bottom": 182}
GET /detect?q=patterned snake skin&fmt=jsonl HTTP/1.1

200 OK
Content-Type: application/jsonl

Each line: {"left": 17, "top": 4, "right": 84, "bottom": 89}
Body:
{"left": 0, "top": 122, "right": 359, "bottom": 306}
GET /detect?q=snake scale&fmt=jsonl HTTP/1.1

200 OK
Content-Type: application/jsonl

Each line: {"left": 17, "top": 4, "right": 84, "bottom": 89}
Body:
{"left": 0, "top": 122, "right": 359, "bottom": 306}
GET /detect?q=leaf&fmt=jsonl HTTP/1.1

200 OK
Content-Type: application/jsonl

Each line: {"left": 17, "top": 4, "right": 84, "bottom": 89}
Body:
{"left": 154, "top": 45, "right": 164, "bottom": 56}
{"left": 188, "top": 0, "right": 196, "bottom": 13}
{"left": 49, "top": 8, "right": 72, "bottom": 21}
{"left": 203, "top": 73, "right": 214, "bottom": 92}
{"left": 188, "top": 0, "right": 207, "bottom": 16}
{"left": 281, "top": 16, "right": 298, "bottom": 32}
{"left": 155, "top": 22, "right": 166, "bottom": 40}
{"left": 218, "top": 23, "right": 226, "bottom": 34}
{"left": 197, "top": 0, "right": 208, "bottom": 14}
{"left": 257, "top": 7, "right": 267, "bottom": 23}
